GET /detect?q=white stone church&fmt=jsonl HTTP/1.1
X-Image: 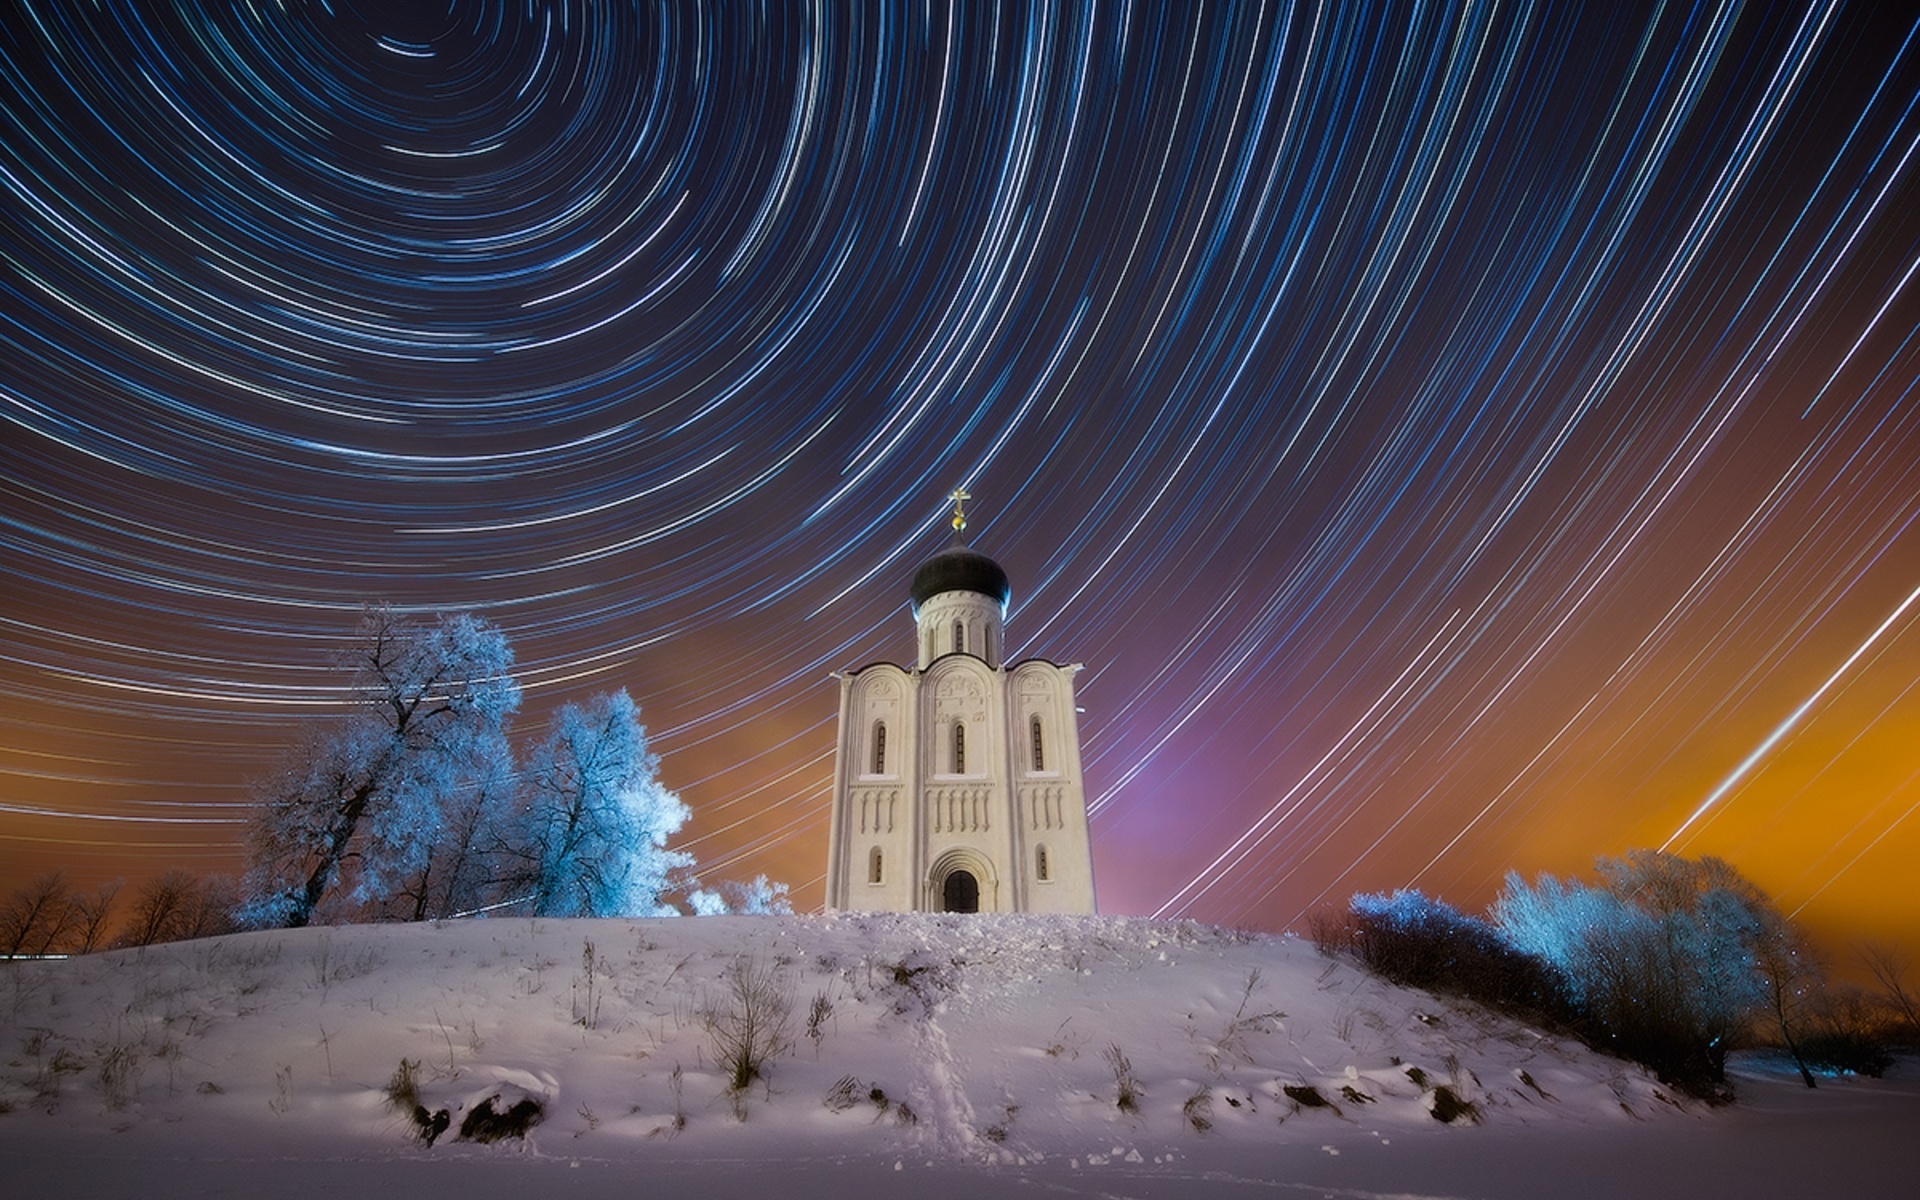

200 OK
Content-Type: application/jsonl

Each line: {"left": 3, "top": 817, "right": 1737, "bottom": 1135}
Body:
{"left": 824, "top": 494, "right": 1096, "bottom": 914}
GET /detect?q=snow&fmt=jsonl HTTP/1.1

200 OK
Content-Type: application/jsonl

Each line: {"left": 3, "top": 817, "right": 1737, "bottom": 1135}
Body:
{"left": 2, "top": 913, "right": 1913, "bottom": 1197}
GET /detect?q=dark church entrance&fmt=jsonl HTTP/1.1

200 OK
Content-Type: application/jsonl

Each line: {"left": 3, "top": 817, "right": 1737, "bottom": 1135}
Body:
{"left": 941, "top": 869, "right": 980, "bottom": 913}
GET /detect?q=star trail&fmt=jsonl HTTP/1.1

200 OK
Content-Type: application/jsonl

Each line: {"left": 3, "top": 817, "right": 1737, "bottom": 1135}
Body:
{"left": 3, "top": 1, "right": 1917, "bottom": 954}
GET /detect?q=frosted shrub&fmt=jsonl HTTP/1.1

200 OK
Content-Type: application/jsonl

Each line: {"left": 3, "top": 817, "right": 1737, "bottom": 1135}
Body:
{"left": 1342, "top": 889, "right": 1567, "bottom": 1020}
{"left": 1493, "top": 853, "right": 1792, "bottom": 1098}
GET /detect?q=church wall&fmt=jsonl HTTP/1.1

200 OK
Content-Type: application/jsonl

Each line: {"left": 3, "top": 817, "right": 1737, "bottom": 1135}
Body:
{"left": 1007, "top": 661, "right": 1095, "bottom": 913}
{"left": 917, "top": 652, "right": 1010, "bottom": 911}
{"left": 827, "top": 663, "right": 919, "bottom": 911}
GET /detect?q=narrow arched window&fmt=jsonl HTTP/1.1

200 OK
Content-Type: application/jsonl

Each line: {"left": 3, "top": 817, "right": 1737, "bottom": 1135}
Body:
{"left": 871, "top": 721, "right": 887, "bottom": 774}
{"left": 952, "top": 721, "right": 966, "bottom": 773}
{"left": 1036, "top": 844, "right": 1051, "bottom": 881}
{"left": 985, "top": 622, "right": 995, "bottom": 665}
{"left": 953, "top": 620, "right": 966, "bottom": 656}
{"left": 868, "top": 846, "right": 883, "bottom": 884}
{"left": 1030, "top": 714, "right": 1045, "bottom": 771}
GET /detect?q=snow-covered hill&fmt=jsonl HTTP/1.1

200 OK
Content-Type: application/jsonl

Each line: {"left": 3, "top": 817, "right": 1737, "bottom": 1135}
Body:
{"left": 1, "top": 914, "right": 1912, "bottom": 1198}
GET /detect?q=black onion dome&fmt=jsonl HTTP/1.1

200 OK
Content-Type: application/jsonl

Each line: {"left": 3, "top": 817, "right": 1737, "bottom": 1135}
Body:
{"left": 911, "top": 544, "right": 1011, "bottom": 609}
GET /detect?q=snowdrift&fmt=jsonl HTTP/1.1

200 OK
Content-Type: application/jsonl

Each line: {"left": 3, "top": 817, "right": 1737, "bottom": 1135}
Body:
{"left": 3, "top": 913, "right": 1911, "bottom": 1197}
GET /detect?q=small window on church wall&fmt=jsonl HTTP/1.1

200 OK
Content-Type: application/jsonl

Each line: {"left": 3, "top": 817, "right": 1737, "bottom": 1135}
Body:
{"left": 953, "top": 620, "right": 966, "bottom": 656}
{"left": 1036, "top": 844, "right": 1050, "bottom": 881}
{"left": 868, "top": 846, "right": 883, "bottom": 884}
{"left": 952, "top": 721, "right": 966, "bottom": 773}
{"left": 871, "top": 721, "right": 887, "bottom": 774}
{"left": 1030, "top": 714, "right": 1045, "bottom": 771}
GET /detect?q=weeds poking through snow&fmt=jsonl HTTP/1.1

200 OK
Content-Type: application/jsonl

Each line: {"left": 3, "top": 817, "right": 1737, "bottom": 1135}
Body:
{"left": 824, "top": 1074, "right": 862, "bottom": 1111}
{"left": 384, "top": 1058, "right": 423, "bottom": 1113}
{"left": 645, "top": 1062, "right": 687, "bottom": 1139}
{"left": 383, "top": 1058, "right": 452, "bottom": 1145}
{"left": 1429, "top": 1084, "right": 1479, "bottom": 1124}
{"left": 701, "top": 956, "right": 795, "bottom": 1118}
{"left": 853, "top": 1082, "right": 912, "bottom": 1125}
{"left": 309, "top": 933, "right": 333, "bottom": 997}
{"left": 1183, "top": 1086, "right": 1214, "bottom": 1133}
{"left": 1103, "top": 1043, "right": 1141, "bottom": 1113}
{"left": 316, "top": 1025, "right": 333, "bottom": 1082}
{"left": 431, "top": 1007, "right": 458, "bottom": 1070}
{"left": 25, "top": 1032, "right": 84, "bottom": 1109}
{"left": 981, "top": 1101, "right": 1018, "bottom": 1143}
{"left": 268, "top": 1065, "right": 292, "bottom": 1115}
{"left": 1209, "top": 969, "right": 1288, "bottom": 1071}
{"left": 805, "top": 989, "right": 834, "bottom": 1054}
{"left": 1043, "top": 1016, "right": 1079, "bottom": 1058}
{"left": 573, "top": 939, "right": 604, "bottom": 1028}
{"left": 97, "top": 1041, "right": 140, "bottom": 1110}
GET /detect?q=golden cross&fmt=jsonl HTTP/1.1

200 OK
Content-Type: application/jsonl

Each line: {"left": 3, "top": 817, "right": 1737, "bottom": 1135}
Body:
{"left": 948, "top": 486, "right": 971, "bottom": 533}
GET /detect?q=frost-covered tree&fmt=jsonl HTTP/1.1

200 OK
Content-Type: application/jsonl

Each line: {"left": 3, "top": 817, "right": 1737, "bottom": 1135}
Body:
{"left": 512, "top": 688, "right": 690, "bottom": 917}
{"left": 376, "top": 750, "right": 520, "bottom": 922}
{"left": 1493, "top": 851, "right": 1800, "bottom": 1095}
{"left": 240, "top": 607, "right": 520, "bottom": 928}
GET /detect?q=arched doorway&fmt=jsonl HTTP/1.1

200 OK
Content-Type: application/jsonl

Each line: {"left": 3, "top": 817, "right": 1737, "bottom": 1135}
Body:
{"left": 941, "top": 869, "right": 980, "bottom": 913}
{"left": 926, "top": 847, "right": 995, "bottom": 913}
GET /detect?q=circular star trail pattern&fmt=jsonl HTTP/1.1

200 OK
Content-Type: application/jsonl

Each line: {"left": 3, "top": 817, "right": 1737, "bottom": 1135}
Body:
{"left": 3, "top": 2, "right": 1918, "bottom": 949}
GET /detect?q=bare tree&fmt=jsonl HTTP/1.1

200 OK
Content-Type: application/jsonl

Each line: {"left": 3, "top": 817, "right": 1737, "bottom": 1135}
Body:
{"left": 68, "top": 881, "right": 121, "bottom": 953}
{"left": 1860, "top": 942, "right": 1919, "bottom": 1034}
{"left": 1753, "top": 924, "right": 1824, "bottom": 1087}
{"left": 1, "top": 872, "right": 80, "bottom": 956}
{"left": 120, "top": 871, "right": 195, "bottom": 947}
{"left": 118, "top": 872, "right": 237, "bottom": 947}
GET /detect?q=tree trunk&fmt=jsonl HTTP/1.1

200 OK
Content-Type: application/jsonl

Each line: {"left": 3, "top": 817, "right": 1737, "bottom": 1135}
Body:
{"left": 288, "top": 780, "right": 377, "bottom": 928}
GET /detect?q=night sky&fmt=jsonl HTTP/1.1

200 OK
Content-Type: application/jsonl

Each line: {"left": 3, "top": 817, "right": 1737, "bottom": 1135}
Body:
{"left": 3, "top": 2, "right": 1917, "bottom": 955}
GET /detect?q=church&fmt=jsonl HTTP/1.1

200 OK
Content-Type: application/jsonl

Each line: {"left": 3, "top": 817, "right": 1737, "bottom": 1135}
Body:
{"left": 824, "top": 492, "right": 1096, "bottom": 914}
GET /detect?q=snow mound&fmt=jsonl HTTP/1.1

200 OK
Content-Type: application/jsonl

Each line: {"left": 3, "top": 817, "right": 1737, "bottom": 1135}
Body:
{"left": 0, "top": 912, "right": 1699, "bottom": 1165}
